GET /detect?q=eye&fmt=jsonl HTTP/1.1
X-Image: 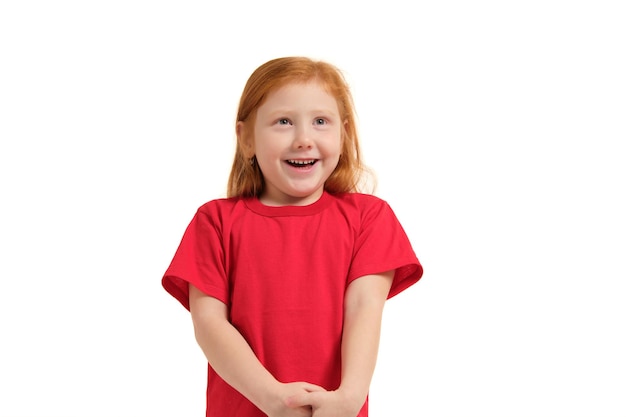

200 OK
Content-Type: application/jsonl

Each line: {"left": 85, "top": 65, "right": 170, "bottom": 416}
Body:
{"left": 314, "top": 118, "right": 327, "bottom": 125}
{"left": 277, "top": 118, "right": 292, "bottom": 125}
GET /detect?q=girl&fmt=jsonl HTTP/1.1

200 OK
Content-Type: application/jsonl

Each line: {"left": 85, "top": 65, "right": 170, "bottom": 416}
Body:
{"left": 162, "top": 57, "right": 423, "bottom": 417}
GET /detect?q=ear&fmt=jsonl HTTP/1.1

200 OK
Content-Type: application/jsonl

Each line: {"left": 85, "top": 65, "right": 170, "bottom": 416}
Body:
{"left": 341, "top": 119, "right": 349, "bottom": 146}
{"left": 236, "top": 121, "right": 255, "bottom": 158}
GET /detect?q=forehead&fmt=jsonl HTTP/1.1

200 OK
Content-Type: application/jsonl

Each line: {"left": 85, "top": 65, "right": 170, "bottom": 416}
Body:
{"left": 260, "top": 81, "right": 339, "bottom": 110}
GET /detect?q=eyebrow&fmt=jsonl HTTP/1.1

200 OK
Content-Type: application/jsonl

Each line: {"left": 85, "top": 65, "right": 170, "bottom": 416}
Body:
{"left": 265, "top": 108, "right": 339, "bottom": 117}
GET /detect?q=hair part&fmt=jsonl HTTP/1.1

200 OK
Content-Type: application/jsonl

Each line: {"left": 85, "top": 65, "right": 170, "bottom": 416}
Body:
{"left": 227, "top": 56, "right": 374, "bottom": 198}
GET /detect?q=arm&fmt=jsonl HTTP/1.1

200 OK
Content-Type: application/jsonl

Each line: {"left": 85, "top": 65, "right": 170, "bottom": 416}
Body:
{"left": 188, "top": 284, "right": 324, "bottom": 417}
{"left": 338, "top": 270, "right": 394, "bottom": 407}
{"left": 286, "top": 270, "right": 394, "bottom": 416}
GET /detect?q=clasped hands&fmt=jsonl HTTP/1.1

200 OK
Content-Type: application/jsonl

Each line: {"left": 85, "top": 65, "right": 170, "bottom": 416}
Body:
{"left": 267, "top": 381, "right": 363, "bottom": 417}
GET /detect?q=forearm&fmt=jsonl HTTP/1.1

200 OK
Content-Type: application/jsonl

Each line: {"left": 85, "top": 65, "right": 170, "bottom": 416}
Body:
{"left": 338, "top": 301, "right": 384, "bottom": 405}
{"left": 338, "top": 271, "right": 394, "bottom": 407}
{"left": 193, "top": 313, "right": 280, "bottom": 408}
{"left": 188, "top": 285, "right": 280, "bottom": 412}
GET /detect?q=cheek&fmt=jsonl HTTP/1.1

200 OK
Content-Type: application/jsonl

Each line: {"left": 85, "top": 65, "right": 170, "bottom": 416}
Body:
{"left": 324, "top": 129, "right": 343, "bottom": 152}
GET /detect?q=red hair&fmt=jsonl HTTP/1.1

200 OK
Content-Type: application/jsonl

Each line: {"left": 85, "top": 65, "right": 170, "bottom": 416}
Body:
{"left": 227, "top": 57, "right": 373, "bottom": 198}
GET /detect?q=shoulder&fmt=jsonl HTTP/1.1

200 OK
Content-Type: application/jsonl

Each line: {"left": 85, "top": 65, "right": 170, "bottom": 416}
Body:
{"left": 197, "top": 196, "right": 241, "bottom": 211}
{"left": 330, "top": 191, "right": 386, "bottom": 205}
{"left": 336, "top": 191, "right": 415, "bottom": 227}
{"left": 325, "top": 193, "right": 398, "bottom": 230}
{"left": 194, "top": 196, "right": 247, "bottom": 223}
{"left": 328, "top": 192, "right": 390, "bottom": 214}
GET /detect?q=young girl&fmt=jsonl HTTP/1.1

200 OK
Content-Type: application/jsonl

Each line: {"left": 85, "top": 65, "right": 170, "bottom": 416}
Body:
{"left": 162, "top": 57, "right": 423, "bottom": 417}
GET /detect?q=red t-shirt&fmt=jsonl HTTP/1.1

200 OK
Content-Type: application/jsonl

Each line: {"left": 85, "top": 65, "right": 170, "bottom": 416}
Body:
{"left": 162, "top": 191, "right": 423, "bottom": 416}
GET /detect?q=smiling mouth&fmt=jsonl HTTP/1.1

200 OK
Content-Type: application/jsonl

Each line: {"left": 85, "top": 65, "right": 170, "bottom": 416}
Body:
{"left": 286, "top": 159, "right": 318, "bottom": 168}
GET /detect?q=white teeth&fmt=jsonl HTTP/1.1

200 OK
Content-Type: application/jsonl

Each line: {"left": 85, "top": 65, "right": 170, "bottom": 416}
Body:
{"left": 287, "top": 159, "right": 315, "bottom": 165}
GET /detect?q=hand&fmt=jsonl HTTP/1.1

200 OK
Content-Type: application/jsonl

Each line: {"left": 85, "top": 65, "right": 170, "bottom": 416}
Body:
{"left": 286, "top": 389, "right": 364, "bottom": 417}
{"left": 263, "top": 381, "right": 327, "bottom": 417}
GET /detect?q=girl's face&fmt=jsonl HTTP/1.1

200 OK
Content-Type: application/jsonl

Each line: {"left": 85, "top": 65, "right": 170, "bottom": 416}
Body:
{"left": 249, "top": 81, "right": 342, "bottom": 206}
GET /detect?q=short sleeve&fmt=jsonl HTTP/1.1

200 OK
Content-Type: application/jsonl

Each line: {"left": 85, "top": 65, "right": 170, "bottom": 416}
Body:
{"left": 347, "top": 199, "right": 423, "bottom": 299}
{"left": 162, "top": 205, "right": 230, "bottom": 310}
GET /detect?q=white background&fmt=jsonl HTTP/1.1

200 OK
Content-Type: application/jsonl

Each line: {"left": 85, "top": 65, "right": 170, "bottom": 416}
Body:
{"left": 1, "top": 1, "right": 625, "bottom": 416}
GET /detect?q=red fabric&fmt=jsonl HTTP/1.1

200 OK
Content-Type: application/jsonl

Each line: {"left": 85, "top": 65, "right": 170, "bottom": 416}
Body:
{"left": 162, "top": 191, "right": 423, "bottom": 417}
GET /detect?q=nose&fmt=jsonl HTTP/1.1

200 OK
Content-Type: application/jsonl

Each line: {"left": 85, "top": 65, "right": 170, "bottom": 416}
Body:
{"left": 292, "top": 124, "right": 313, "bottom": 149}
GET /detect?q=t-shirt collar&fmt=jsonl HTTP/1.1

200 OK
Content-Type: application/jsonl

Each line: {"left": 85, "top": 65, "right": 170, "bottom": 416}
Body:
{"left": 244, "top": 191, "right": 332, "bottom": 217}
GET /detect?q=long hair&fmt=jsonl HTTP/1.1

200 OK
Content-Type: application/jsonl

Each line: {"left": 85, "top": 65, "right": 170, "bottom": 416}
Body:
{"left": 227, "top": 57, "right": 373, "bottom": 198}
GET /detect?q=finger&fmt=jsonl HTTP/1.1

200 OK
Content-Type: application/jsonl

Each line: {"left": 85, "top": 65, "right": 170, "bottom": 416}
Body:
{"left": 286, "top": 391, "right": 322, "bottom": 408}
{"left": 302, "top": 382, "right": 326, "bottom": 393}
